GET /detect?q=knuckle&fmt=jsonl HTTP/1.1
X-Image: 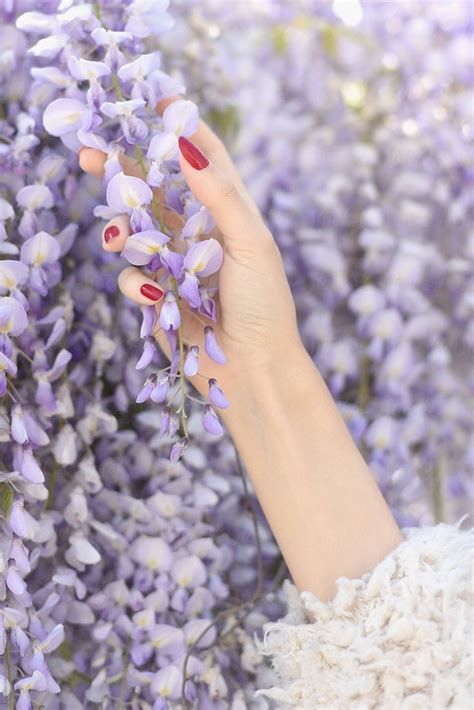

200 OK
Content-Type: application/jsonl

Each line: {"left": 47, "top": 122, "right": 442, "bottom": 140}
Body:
{"left": 205, "top": 176, "right": 239, "bottom": 210}
{"left": 220, "top": 179, "right": 238, "bottom": 201}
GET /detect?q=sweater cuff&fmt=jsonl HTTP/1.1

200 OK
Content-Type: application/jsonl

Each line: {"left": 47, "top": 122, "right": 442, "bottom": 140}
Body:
{"left": 257, "top": 520, "right": 473, "bottom": 708}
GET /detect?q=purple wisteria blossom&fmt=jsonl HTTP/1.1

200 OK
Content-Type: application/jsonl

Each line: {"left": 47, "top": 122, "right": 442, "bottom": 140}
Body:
{"left": 35, "top": 2, "right": 230, "bottom": 464}
{"left": 0, "top": 0, "right": 470, "bottom": 708}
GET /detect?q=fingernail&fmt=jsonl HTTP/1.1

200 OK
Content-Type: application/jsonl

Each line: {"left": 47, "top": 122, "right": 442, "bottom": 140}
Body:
{"left": 104, "top": 225, "right": 120, "bottom": 243}
{"left": 178, "top": 136, "right": 209, "bottom": 171}
{"left": 140, "top": 283, "right": 164, "bottom": 302}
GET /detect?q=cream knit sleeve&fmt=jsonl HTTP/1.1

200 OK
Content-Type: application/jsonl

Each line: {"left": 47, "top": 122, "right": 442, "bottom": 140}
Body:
{"left": 257, "top": 521, "right": 473, "bottom": 709}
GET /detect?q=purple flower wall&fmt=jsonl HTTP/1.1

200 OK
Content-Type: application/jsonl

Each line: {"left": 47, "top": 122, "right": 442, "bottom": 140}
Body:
{"left": 0, "top": 0, "right": 472, "bottom": 707}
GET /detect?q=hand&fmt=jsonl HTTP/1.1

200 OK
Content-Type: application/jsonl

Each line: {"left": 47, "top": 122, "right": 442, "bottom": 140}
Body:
{"left": 81, "top": 98, "right": 402, "bottom": 599}
{"left": 79, "top": 97, "right": 302, "bottom": 403}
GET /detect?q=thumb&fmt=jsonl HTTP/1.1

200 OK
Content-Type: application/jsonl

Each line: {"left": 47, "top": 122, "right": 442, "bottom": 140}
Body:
{"left": 178, "top": 136, "right": 272, "bottom": 255}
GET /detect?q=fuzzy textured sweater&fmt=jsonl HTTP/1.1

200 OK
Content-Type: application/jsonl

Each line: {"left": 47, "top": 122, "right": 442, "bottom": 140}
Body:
{"left": 257, "top": 521, "right": 473, "bottom": 709}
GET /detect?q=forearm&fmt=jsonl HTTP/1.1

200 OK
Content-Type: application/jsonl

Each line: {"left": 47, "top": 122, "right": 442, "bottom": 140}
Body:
{"left": 223, "top": 343, "right": 403, "bottom": 601}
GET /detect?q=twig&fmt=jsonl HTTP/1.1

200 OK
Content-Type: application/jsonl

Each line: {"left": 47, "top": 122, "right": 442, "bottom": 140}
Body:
{"left": 170, "top": 278, "right": 189, "bottom": 438}
{"left": 45, "top": 461, "right": 60, "bottom": 511}
{"left": 117, "top": 638, "right": 131, "bottom": 709}
{"left": 6, "top": 634, "right": 14, "bottom": 710}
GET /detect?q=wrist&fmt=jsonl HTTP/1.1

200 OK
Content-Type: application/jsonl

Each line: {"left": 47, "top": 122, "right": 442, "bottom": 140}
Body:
{"left": 221, "top": 338, "right": 316, "bottom": 426}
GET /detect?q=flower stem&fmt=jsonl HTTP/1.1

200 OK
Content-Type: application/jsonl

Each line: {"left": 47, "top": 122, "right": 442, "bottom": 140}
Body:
{"left": 6, "top": 634, "right": 14, "bottom": 710}
{"left": 111, "top": 74, "right": 124, "bottom": 101}
{"left": 170, "top": 279, "right": 188, "bottom": 438}
{"left": 93, "top": 2, "right": 102, "bottom": 21}
{"left": 117, "top": 638, "right": 131, "bottom": 709}
{"left": 358, "top": 350, "right": 370, "bottom": 411}
{"left": 133, "top": 143, "right": 147, "bottom": 175}
{"left": 151, "top": 197, "right": 165, "bottom": 232}
{"left": 45, "top": 461, "right": 60, "bottom": 511}
{"left": 177, "top": 324, "right": 188, "bottom": 438}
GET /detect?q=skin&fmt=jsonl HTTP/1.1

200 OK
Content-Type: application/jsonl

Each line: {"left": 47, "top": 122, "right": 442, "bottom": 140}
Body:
{"left": 80, "top": 97, "right": 403, "bottom": 602}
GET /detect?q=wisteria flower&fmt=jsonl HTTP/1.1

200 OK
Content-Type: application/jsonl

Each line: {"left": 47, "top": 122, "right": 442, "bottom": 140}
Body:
{"left": 30, "top": 66, "right": 72, "bottom": 89}
{"left": 15, "top": 670, "right": 48, "bottom": 710}
{"left": 0, "top": 297, "right": 28, "bottom": 338}
{"left": 125, "top": 0, "right": 174, "bottom": 38}
{"left": 0, "top": 352, "right": 17, "bottom": 395}
{"left": 16, "top": 185, "right": 53, "bottom": 211}
{"left": 208, "top": 379, "right": 229, "bottom": 409}
{"left": 101, "top": 99, "right": 148, "bottom": 143}
{"left": 203, "top": 405, "right": 224, "bottom": 436}
{"left": 160, "top": 291, "right": 180, "bottom": 331}
{"left": 20, "top": 232, "right": 61, "bottom": 296}
{"left": 162, "top": 99, "right": 199, "bottom": 137}
{"left": 43, "top": 98, "right": 93, "bottom": 137}
{"left": 122, "top": 229, "right": 169, "bottom": 266}
{"left": 146, "top": 133, "right": 179, "bottom": 185}
{"left": 118, "top": 52, "right": 161, "bottom": 82}
{"left": 178, "top": 238, "right": 223, "bottom": 308}
{"left": 68, "top": 57, "right": 110, "bottom": 82}
{"left": 3, "top": 2, "right": 471, "bottom": 707}
{"left": 204, "top": 327, "right": 226, "bottom": 365}
{"left": 106, "top": 171, "right": 152, "bottom": 214}
{"left": 184, "top": 346, "right": 199, "bottom": 376}
{"left": 182, "top": 206, "right": 215, "bottom": 240}
{"left": 0, "top": 261, "right": 29, "bottom": 296}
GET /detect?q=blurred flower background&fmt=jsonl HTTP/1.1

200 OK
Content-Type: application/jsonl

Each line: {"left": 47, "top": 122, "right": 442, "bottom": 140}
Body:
{"left": 0, "top": 0, "right": 472, "bottom": 707}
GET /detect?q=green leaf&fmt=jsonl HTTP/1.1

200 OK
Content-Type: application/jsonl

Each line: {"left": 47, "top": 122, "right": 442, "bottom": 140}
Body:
{"left": 272, "top": 26, "right": 288, "bottom": 55}
{"left": 0, "top": 482, "right": 14, "bottom": 519}
{"left": 207, "top": 106, "right": 240, "bottom": 142}
{"left": 321, "top": 25, "right": 337, "bottom": 58}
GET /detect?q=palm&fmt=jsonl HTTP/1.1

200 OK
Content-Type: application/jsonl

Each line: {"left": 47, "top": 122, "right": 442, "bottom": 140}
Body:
{"left": 80, "top": 110, "right": 297, "bottom": 400}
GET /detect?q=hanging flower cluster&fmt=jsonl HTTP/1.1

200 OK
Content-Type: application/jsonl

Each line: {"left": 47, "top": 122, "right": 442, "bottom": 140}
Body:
{"left": 33, "top": 0, "right": 229, "bottom": 463}
{"left": 0, "top": 2, "right": 280, "bottom": 708}
{"left": 0, "top": 0, "right": 471, "bottom": 708}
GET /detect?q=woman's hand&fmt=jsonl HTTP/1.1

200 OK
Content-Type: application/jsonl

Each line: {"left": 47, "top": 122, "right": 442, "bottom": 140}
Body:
{"left": 79, "top": 97, "right": 303, "bottom": 404}
{"left": 80, "top": 97, "right": 402, "bottom": 601}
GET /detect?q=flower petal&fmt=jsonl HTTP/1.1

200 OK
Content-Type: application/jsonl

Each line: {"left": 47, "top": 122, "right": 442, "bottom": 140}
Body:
{"left": 43, "top": 98, "right": 89, "bottom": 137}
{"left": 146, "top": 133, "right": 178, "bottom": 162}
{"left": 68, "top": 57, "right": 111, "bottom": 81}
{"left": 181, "top": 207, "right": 215, "bottom": 240}
{"left": 122, "top": 229, "right": 169, "bottom": 266}
{"left": 178, "top": 271, "right": 201, "bottom": 308}
{"left": 203, "top": 405, "right": 224, "bottom": 436}
{"left": 20, "top": 232, "right": 60, "bottom": 267}
{"left": 208, "top": 379, "right": 229, "bottom": 409}
{"left": 16, "top": 185, "right": 53, "bottom": 211}
{"left": 159, "top": 291, "right": 180, "bottom": 331}
{"left": 118, "top": 53, "right": 161, "bottom": 81}
{"left": 0, "top": 297, "right": 28, "bottom": 336}
{"left": 162, "top": 99, "right": 199, "bottom": 137}
{"left": 204, "top": 327, "right": 226, "bottom": 365}
{"left": 106, "top": 172, "right": 152, "bottom": 213}
{"left": 183, "top": 238, "right": 223, "bottom": 277}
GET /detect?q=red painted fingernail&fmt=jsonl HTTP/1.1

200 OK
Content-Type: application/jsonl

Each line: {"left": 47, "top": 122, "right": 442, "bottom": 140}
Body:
{"left": 178, "top": 136, "right": 209, "bottom": 171}
{"left": 140, "top": 284, "right": 164, "bottom": 302}
{"left": 104, "top": 225, "right": 120, "bottom": 243}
